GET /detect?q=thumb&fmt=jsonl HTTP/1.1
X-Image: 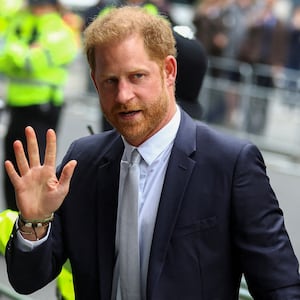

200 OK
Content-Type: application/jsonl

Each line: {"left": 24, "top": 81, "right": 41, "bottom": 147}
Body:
{"left": 58, "top": 160, "right": 77, "bottom": 194}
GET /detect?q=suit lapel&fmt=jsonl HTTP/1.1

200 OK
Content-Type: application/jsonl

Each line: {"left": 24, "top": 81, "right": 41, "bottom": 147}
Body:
{"left": 95, "top": 137, "right": 124, "bottom": 299}
{"left": 92, "top": 111, "right": 198, "bottom": 298}
{"left": 147, "top": 110, "right": 197, "bottom": 298}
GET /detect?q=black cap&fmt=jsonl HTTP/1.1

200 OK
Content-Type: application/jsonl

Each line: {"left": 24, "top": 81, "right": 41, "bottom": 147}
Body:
{"left": 28, "top": 0, "right": 58, "bottom": 5}
{"left": 174, "top": 27, "right": 208, "bottom": 120}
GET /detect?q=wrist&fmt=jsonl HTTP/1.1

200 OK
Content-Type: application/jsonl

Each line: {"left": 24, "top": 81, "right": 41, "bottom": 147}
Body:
{"left": 18, "top": 213, "right": 54, "bottom": 241}
{"left": 18, "top": 213, "right": 54, "bottom": 227}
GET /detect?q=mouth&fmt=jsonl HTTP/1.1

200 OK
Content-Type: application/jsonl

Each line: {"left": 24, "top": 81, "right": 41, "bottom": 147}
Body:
{"left": 119, "top": 110, "right": 141, "bottom": 118}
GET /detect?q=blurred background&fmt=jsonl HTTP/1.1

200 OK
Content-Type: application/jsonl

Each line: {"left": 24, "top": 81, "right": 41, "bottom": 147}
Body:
{"left": 1, "top": 0, "right": 300, "bottom": 299}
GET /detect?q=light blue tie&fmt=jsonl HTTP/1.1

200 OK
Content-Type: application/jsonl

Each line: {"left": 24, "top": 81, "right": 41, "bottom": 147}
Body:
{"left": 117, "top": 149, "right": 141, "bottom": 300}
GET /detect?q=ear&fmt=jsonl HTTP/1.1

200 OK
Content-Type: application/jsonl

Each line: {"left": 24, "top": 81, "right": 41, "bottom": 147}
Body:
{"left": 164, "top": 55, "right": 177, "bottom": 87}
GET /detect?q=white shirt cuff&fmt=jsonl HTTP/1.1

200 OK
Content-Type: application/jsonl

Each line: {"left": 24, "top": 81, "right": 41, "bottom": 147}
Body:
{"left": 15, "top": 219, "right": 51, "bottom": 252}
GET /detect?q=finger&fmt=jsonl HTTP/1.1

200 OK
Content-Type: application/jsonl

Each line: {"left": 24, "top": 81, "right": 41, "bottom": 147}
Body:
{"left": 58, "top": 160, "right": 77, "bottom": 193}
{"left": 44, "top": 129, "right": 57, "bottom": 168}
{"left": 25, "top": 126, "right": 41, "bottom": 167}
{"left": 4, "top": 160, "right": 21, "bottom": 188}
{"left": 14, "top": 140, "right": 30, "bottom": 176}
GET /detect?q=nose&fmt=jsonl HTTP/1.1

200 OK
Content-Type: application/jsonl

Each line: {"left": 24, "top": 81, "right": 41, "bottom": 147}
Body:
{"left": 115, "top": 79, "right": 134, "bottom": 104}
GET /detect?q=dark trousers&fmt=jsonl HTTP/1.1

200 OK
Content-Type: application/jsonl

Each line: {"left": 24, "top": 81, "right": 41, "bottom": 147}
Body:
{"left": 4, "top": 103, "right": 62, "bottom": 210}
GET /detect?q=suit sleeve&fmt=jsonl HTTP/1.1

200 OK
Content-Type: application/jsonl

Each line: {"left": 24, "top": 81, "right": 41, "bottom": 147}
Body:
{"left": 5, "top": 213, "right": 65, "bottom": 294}
{"left": 232, "top": 143, "right": 300, "bottom": 299}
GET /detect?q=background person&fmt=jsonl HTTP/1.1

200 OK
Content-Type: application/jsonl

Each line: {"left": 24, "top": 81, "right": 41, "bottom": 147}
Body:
{"left": 4, "top": 6, "right": 300, "bottom": 300}
{"left": 173, "top": 27, "right": 207, "bottom": 120}
{"left": 0, "top": 0, "right": 78, "bottom": 210}
{"left": 237, "top": 0, "right": 289, "bottom": 134}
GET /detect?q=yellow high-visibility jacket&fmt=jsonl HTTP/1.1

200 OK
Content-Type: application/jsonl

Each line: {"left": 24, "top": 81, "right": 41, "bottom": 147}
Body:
{"left": 0, "top": 9, "right": 78, "bottom": 107}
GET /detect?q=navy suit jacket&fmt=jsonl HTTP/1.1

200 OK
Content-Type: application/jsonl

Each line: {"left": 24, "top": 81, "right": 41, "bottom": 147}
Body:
{"left": 6, "top": 109, "right": 300, "bottom": 299}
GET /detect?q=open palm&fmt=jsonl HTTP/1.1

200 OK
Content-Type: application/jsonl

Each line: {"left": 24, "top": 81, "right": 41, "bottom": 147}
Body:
{"left": 4, "top": 126, "right": 77, "bottom": 221}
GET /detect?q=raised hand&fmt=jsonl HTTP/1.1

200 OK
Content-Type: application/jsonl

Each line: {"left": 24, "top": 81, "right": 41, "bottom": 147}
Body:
{"left": 4, "top": 126, "right": 77, "bottom": 221}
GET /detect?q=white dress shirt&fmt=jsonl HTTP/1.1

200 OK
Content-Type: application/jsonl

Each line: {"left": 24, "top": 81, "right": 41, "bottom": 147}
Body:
{"left": 120, "top": 106, "right": 181, "bottom": 299}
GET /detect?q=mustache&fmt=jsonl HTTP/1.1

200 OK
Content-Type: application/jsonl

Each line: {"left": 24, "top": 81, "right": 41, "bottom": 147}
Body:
{"left": 112, "top": 103, "right": 144, "bottom": 113}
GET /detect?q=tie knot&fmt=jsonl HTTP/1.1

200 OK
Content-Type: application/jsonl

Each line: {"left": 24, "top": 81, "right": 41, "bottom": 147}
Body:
{"left": 130, "top": 149, "right": 141, "bottom": 164}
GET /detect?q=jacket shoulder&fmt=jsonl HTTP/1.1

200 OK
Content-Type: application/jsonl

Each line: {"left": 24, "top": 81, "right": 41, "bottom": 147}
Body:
{"left": 61, "top": 130, "right": 122, "bottom": 164}
{"left": 194, "top": 120, "right": 259, "bottom": 165}
{"left": 196, "top": 121, "right": 249, "bottom": 149}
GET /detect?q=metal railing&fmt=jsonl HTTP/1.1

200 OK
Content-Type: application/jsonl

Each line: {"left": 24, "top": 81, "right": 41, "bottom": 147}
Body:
{"left": 200, "top": 56, "right": 300, "bottom": 161}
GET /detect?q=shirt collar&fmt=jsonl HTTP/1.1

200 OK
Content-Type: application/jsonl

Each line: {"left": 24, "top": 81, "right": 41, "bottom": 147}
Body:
{"left": 122, "top": 106, "right": 181, "bottom": 165}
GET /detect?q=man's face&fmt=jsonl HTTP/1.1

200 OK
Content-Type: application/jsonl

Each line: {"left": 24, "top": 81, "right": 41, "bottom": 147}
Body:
{"left": 30, "top": 4, "right": 55, "bottom": 15}
{"left": 91, "top": 34, "right": 177, "bottom": 146}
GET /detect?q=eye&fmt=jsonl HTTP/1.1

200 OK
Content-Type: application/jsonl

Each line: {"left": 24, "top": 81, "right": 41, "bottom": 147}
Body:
{"left": 106, "top": 77, "right": 118, "bottom": 85}
{"left": 131, "top": 73, "right": 145, "bottom": 82}
{"left": 134, "top": 73, "right": 144, "bottom": 78}
{"left": 102, "top": 77, "right": 118, "bottom": 88}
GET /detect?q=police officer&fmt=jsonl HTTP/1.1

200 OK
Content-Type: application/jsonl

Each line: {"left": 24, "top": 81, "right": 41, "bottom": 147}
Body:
{"left": 0, "top": 0, "right": 78, "bottom": 210}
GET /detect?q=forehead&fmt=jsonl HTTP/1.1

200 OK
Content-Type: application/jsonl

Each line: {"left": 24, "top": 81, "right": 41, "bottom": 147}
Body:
{"left": 93, "top": 35, "right": 160, "bottom": 74}
{"left": 95, "top": 34, "right": 150, "bottom": 61}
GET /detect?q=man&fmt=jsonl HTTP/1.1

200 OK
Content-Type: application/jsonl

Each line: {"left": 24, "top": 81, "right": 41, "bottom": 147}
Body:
{"left": 4, "top": 6, "right": 300, "bottom": 300}
{"left": 0, "top": 0, "right": 78, "bottom": 210}
{"left": 82, "top": 0, "right": 174, "bottom": 132}
{"left": 99, "top": 28, "right": 207, "bottom": 132}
